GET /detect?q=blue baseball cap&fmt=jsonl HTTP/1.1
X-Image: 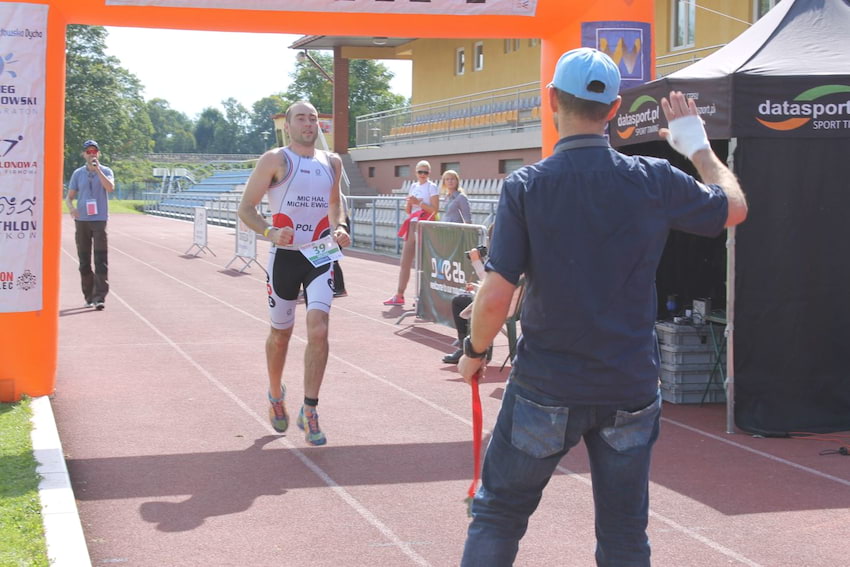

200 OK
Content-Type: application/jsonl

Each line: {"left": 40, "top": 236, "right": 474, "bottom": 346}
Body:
{"left": 83, "top": 140, "right": 99, "bottom": 150}
{"left": 548, "top": 48, "right": 621, "bottom": 104}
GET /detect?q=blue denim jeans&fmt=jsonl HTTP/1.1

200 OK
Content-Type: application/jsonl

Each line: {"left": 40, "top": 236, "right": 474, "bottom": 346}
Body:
{"left": 461, "top": 378, "right": 661, "bottom": 567}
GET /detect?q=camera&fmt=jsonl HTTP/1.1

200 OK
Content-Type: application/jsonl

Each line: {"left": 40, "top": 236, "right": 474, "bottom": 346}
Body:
{"left": 465, "top": 245, "right": 488, "bottom": 260}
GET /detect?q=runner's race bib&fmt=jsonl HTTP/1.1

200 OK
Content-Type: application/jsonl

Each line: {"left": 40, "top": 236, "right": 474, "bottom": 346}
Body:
{"left": 299, "top": 235, "right": 343, "bottom": 267}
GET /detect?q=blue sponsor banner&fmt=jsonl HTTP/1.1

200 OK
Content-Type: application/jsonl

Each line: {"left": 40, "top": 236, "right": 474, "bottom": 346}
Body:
{"left": 582, "top": 21, "right": 652, "bottom": 91}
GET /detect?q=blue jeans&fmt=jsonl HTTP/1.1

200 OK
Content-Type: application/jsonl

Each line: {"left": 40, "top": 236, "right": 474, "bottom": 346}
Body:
{"left": 461, "top": 378, "right": 661, "bottom": 567}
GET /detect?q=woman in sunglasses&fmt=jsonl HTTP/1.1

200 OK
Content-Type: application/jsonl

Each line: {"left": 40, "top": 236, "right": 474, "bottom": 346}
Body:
{"left": 383, "top": 160, "right": 439, "bottom": 306}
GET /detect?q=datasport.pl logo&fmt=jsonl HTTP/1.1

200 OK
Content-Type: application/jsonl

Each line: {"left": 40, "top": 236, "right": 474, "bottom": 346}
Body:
{"left": 756, "top": 85, "right": 850, "bottom": 131}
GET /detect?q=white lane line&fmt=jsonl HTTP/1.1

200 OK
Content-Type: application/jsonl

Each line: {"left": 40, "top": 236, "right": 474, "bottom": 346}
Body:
{"left": 107, "top": 288, "right": 431, "bottom": 567}
{"left": 108, "top": 234, "right": 456, "bottom": 345}
{"left": 552, "top": 462, "right": 764, "bottom": 567}
{"left": 63, "top": 247, "right": 431, "bottom": 566}
{"left": 662, "top": 417, "right": 850, "bottom": 488}
{"left": 101, "top": 244, "right": 812, "bottom": 566}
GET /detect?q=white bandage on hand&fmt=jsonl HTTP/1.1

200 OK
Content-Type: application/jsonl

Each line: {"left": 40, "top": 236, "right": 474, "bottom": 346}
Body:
{"left": 665, "top": 115, "right": 710, "bottom": 159}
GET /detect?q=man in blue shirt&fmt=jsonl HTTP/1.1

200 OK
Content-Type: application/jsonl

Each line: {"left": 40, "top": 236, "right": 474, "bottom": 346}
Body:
{"left": 457, "top": 48, "right": 747, "bottom": 566}
{"left": 65, "top": 140, "right": 115, "bottom": 310}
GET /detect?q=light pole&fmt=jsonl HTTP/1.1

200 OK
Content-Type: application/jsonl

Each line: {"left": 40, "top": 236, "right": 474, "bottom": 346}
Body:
{"left": 296, "top": 50, "right": 333, "bottom": 84}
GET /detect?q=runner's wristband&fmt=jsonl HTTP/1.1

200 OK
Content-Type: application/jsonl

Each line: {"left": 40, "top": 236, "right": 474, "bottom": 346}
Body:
{"left": 263, "top": 226, "right": 272, "bottom": 238}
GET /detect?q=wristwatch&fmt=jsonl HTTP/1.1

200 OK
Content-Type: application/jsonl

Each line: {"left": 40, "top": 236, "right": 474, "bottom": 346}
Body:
{"left": 463, "top": 336, "right": 488, "bottom": 359}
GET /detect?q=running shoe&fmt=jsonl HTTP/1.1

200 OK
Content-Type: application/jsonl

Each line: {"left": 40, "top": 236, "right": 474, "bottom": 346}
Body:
{"left": 382, "top": 294, "right": 404, "bottom": 306}
{"left": 297, "top": 406, "right": 327, "bottom": 446}
{"left": 268, "top": 387, "right": 289, "bottom": 433}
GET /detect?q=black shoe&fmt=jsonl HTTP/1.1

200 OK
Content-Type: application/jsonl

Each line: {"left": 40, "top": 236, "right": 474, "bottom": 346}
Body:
{"left": 442, "top": 349, "right": 463, "bottom": 364}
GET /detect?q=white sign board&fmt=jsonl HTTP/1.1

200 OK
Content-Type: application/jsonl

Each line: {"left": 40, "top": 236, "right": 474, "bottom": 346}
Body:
{"left": 105, "top": 0, "right": 538, "bottom": 16}
{"left": 0, "top": 3, "right": 47, "bottom": 313}
{"left": 236, "top": 218, "right": 256, "bottom": 258}
{"left": 193, "top": 206, "right": 207, "bottom": 246}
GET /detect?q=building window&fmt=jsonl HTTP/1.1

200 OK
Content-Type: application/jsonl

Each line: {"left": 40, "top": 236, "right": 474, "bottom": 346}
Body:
{"left": 672, "top": 0, "right": 695, "bottom": 49}
{"left": 368, "top": 166, "right": 375, "bottom": 178}
{"left": 441, "top": 162, "right": 461, "bottom": 174}
{"left": 498, "top": 159, "right": 524, "bottom": 175}
{"left": 473, "top": 42, "right": 484, "bottom": 71}
{"left": 754, "top": 0, "right": 780, "bottom": 20}
{"left": 395, "top": 165, "right": 410, "bottom": 178}
{"left": 529, "top": 38, "right": 539, "bottom": 48}
{"left": 455, "top": 47, "right": 465, "bottom": 75}
{"left": 503, "top": 38, "right": 521, "bottom": 53}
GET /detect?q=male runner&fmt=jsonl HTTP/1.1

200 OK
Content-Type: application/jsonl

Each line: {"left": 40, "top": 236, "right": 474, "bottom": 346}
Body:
{"left": 238, "top": 100, "right": 350, "bottom": 446}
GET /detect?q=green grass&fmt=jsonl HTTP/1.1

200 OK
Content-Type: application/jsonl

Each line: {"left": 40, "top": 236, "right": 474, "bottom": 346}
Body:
{"left": 0, "top": 398, "right": 50, "bottom": 567}
{"left": 61, "top": 198, "right": 146, "bottom": 214}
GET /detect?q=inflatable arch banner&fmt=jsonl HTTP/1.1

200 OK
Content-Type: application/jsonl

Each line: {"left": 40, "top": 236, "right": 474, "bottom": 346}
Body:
{"left": 0, "top": 0, "right": 653, "bottom": 401}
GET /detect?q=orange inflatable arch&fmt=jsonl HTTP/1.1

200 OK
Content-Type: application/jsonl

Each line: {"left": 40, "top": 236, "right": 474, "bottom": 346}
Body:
{"left": 0, "top": 0, "right": 653, "bottom": 401}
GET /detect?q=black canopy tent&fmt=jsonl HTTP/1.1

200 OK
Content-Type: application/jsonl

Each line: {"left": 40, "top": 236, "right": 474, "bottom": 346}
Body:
{"left": 611, "top": 0, "right": 850, "bottom": 435}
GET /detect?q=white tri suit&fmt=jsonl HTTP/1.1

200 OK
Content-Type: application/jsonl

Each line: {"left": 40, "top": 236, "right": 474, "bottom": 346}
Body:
{"left": 266, "top": 147, "right": 337, "bottom": 329}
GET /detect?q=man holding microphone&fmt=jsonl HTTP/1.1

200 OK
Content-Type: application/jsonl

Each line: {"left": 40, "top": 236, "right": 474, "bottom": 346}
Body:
{"left": 66, "top": 139, "right": 115, "bottom": 310}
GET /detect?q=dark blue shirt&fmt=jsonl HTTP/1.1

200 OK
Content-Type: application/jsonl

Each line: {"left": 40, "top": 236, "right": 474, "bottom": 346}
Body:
{"left": 486, "top": 135, "right": 728, "bottom": 405}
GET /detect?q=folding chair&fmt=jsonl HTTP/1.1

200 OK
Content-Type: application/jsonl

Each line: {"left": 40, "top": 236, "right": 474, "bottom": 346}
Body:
{"left": 500, "top": 276, "right": 526, "bottom": 370}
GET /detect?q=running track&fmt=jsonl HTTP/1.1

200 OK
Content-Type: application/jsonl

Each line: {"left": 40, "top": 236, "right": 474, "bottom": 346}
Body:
{"left": 53, "top": 213, "right": 850, "bottom": 566}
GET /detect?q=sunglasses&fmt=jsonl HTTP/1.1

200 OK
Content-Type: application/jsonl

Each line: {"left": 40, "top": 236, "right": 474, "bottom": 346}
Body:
{"left": 85, "top": 149, "right": 99, "bottom": 155}
{"left": 417, "top": 170, "right": 429, "bottom": 175}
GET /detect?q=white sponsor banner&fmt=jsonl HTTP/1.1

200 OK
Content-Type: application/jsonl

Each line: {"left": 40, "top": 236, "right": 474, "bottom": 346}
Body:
{"left": 192, "top": 206, "right": 207, "bottom": 246}
{"left": 235, "top": 218, "right": 256, "bottom": 258}
{"left": 0, "top": 3, "right": 47, "bottom": 313}
{"left": 105, "top": 0, "right": 538, "bottom": 16}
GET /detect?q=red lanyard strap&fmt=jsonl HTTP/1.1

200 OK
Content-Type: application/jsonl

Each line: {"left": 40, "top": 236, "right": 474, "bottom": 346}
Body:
{"left": 466, "top": 371, "right": 482, "bottom": 517}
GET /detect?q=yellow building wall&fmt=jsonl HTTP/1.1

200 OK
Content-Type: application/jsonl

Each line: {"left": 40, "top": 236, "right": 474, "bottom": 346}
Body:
{"left": 409, "top": 38, "right": 540, "bottom": 106}
{"left": 655, "top": 1, "right": 754, "bottom": 67}
{"left": 405, "top": 2, "right": 766, "bottom": 106}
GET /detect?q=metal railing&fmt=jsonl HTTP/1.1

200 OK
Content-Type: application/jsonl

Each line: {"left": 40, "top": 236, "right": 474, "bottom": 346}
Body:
{"left": 655, "top": 44, "right": 727, "bottom": 76}
{"left": 142, "top": 191, "right": 499, "bottom": 255}
{"left": 355, "top": 82, "right": 542, "bottom": 147}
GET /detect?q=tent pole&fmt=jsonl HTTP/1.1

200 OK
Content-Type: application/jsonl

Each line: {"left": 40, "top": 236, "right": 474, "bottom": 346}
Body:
{"left": 725, "top": 138, "right": 738, "bottom": 434}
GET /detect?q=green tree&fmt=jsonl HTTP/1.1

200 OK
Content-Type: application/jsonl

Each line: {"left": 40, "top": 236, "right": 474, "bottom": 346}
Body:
{"left": 146, "top": 98, "right": 196, "bottom": 153}
{"left": 220, "top": 97, "right": 252, "bottom": 154}
{"left": 284, "top": 52, "right": 333, "bottom": 115}
{"left": 247, "top": 94, "right": 291, "bottom": 153}
{"left": 64, "top": 25, "right": 154, "bottom": 180}
{"left": 193, "top": 107, "right": 226, "bottom": 153}
{"left": 284, "top": 53, "right": 405, "bottom": 148}
{"left": 348, "top": 59, "right": 406, "bottom": 148}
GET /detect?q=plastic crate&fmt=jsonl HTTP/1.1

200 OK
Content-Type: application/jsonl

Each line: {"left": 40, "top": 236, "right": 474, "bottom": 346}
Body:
{"left": 655, "top": 321, "right": 723, "bottom": 347}
{"left": 659, "top": 343, "right": 718, "bottom": 366}
{"left": 661, "top": 382, "right": 726, "bottom": 404}
{"left": 659, "top": 362, "right": 725, "bottom": 385}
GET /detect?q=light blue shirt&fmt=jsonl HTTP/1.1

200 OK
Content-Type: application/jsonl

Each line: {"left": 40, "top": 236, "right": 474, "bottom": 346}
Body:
{"left": 68, "top": 164, "right": 114, "bottom": 222}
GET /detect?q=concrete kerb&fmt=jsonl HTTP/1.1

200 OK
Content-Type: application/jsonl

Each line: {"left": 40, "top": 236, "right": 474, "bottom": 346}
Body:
{"left": 30, "top": 396, "right": 92, "bottom": 567}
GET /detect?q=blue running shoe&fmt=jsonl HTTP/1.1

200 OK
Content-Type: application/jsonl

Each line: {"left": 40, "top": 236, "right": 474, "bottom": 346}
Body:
{"left": 268, "top": 387, "right": 289, "bottom": 433}
{"left": 297, "top": 406, "right": 327, "bottom": 446}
